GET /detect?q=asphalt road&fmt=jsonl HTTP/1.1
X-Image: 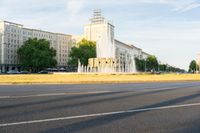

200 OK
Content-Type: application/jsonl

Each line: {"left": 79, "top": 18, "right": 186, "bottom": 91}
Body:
{"left": 0, "top": 82, "right": 200, "bottom": 133}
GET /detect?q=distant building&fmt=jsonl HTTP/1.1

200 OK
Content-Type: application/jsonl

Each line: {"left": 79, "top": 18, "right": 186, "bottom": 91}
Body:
{"left": 74, "top": 10, "right": 151, "bottom": 73}
{"left": 0, "top": 21, "right": 73, "bottom": 72}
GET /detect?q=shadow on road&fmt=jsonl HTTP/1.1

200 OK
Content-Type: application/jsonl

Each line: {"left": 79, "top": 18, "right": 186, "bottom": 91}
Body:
{"left": 39, "top": 92, "right": 200, "bottom": 133}
{"left": 0, "top": 85, "right": 197, "bottom": 121}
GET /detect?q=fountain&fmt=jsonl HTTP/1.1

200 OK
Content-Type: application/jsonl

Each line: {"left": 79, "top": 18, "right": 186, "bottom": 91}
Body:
{"left": 77, "top": 57, "right": 137, "bottom": 73}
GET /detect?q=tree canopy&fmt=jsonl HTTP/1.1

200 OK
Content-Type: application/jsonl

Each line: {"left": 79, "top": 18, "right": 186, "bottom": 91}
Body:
{"left": 68, "top": 39, "right": 96, "bottom": 71}
{"left": 135, "top": 56, "right": 158, "bottom": 72}
{"left": 146, "top": 55, "right": 158, "bottom": 72}
{"left": 135, "top": 56, "right": 184, "bottom": 73}
{"left": 189, "top": 60, "right": 199, "bottom": 73}
{"left": 17, "top": 38, "right": 57, "bottom": 72}
{"left": 135, "top": 57, "right": 145, "bottom": 72}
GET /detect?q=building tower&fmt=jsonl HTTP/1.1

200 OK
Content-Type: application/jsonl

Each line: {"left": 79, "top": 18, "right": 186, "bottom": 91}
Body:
{"left": 84, "top": 9, "right": 115, "bottom": 58}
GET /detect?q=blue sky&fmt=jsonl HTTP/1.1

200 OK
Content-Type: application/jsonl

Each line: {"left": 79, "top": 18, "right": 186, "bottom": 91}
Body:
{"left": 0, "top": 0, "right": 200, "bottom": 70}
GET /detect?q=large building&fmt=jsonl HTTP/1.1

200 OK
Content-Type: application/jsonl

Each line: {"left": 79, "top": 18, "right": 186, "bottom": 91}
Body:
{"left": 0, "top": 10, "right": 151, "bottom": 73}
{"left": 75, "top": 10, "right": 151, "bottom": 73}
{"left": 0, "top": 21, "right": 73, "bottom": 72}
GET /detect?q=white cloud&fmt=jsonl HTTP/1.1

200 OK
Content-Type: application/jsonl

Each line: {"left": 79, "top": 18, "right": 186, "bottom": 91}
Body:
{"left": 159, "top": 0, "right": 200, "bottom": 12}
{"left": 0, "top": 0, "right": 88, "bottom": 34}
{"left": 174, "top": 2, "right": 200, "bottom": 12}
{"left": 116, "top": 21, "right": 200, "bottom": 70}
{"left": 65, "top": 0, "right": 87, "bottom": 29}
{"left": 66, "top": 0, "right": 85, "bottom": 15}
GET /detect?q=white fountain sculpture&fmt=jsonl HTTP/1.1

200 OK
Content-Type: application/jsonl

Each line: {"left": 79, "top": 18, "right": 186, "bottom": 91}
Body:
{"left": 77, "top": 59, "right": 82, "bottom": 73}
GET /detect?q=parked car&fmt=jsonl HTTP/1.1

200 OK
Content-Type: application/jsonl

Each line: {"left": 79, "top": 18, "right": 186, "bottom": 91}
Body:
{"left": 59, "top": 68, "right": 66, "bottom": 72}
{"left": 6, "top": 70, "right": 20, "bottom": 74}
{"left": 46, "top": 68, "right": 58, "bottom": 72}
{"left": 38, "top": 70, "right": 49, "bottom": 74}
{"left": 20, "top": 71, "right": 31, "bottom": 74}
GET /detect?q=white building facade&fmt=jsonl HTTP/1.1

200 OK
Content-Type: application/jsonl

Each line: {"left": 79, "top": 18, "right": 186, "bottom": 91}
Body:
{"left": 0, "top": 21, "right": 73, "bottom": 72}
{"left": 0, "top": 10, "right": 151, "bottom": 73}
{"left": 77, "top": 10, "right": 151, "bottom": 73}
{"left": 84, "top": 10, "right": 115, "bottom": 58}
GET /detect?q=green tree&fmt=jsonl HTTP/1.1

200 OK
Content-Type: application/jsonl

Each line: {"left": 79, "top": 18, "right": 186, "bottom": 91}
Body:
{"left": 68, "top": 39, "right": 96, "bottom": 71}
{"left": 189, "top": 60, "right": 199, "bottom": 73}
{"left": 146, "top": 55, "right": 158, "bottom": 72}
{"left": 17, "top": 38, "right": 57, "bottom": 72}
{"left": 135, "top": 57, "right": 145, "bottom": 72}
{"left": 159, "top": 64, "right": 167, "bottom": 72}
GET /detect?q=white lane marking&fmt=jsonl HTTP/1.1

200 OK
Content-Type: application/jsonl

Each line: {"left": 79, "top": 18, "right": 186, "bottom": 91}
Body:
{"left": 0, "top": 96, "right": 10, "bottom": 98}
{"left": 0, "top": 102, "right": 200, "bottom": 127}
{"left": 0, "top": 91, "right": 110, "bottom": 99}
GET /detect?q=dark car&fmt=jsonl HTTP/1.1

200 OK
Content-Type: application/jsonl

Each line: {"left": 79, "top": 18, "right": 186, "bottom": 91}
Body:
{"left": 20, "top": 71, "right": 31, "bottom": 74}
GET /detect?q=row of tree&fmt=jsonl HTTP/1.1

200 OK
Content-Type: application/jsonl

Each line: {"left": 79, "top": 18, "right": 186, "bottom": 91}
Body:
{"left": 135, "top": 56, "right": 158, "bottom": 72}
{"left": 68, "top": 41, "right": 185, "bottom": 73}
{"left": 135, "top": 56, "right": 185, "bottom": 73}
{"left": 17, "top": 38, "right": 188, "bottom": 73}
{"left": 17, "top": 38, "right": 96, "bottom": 72}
